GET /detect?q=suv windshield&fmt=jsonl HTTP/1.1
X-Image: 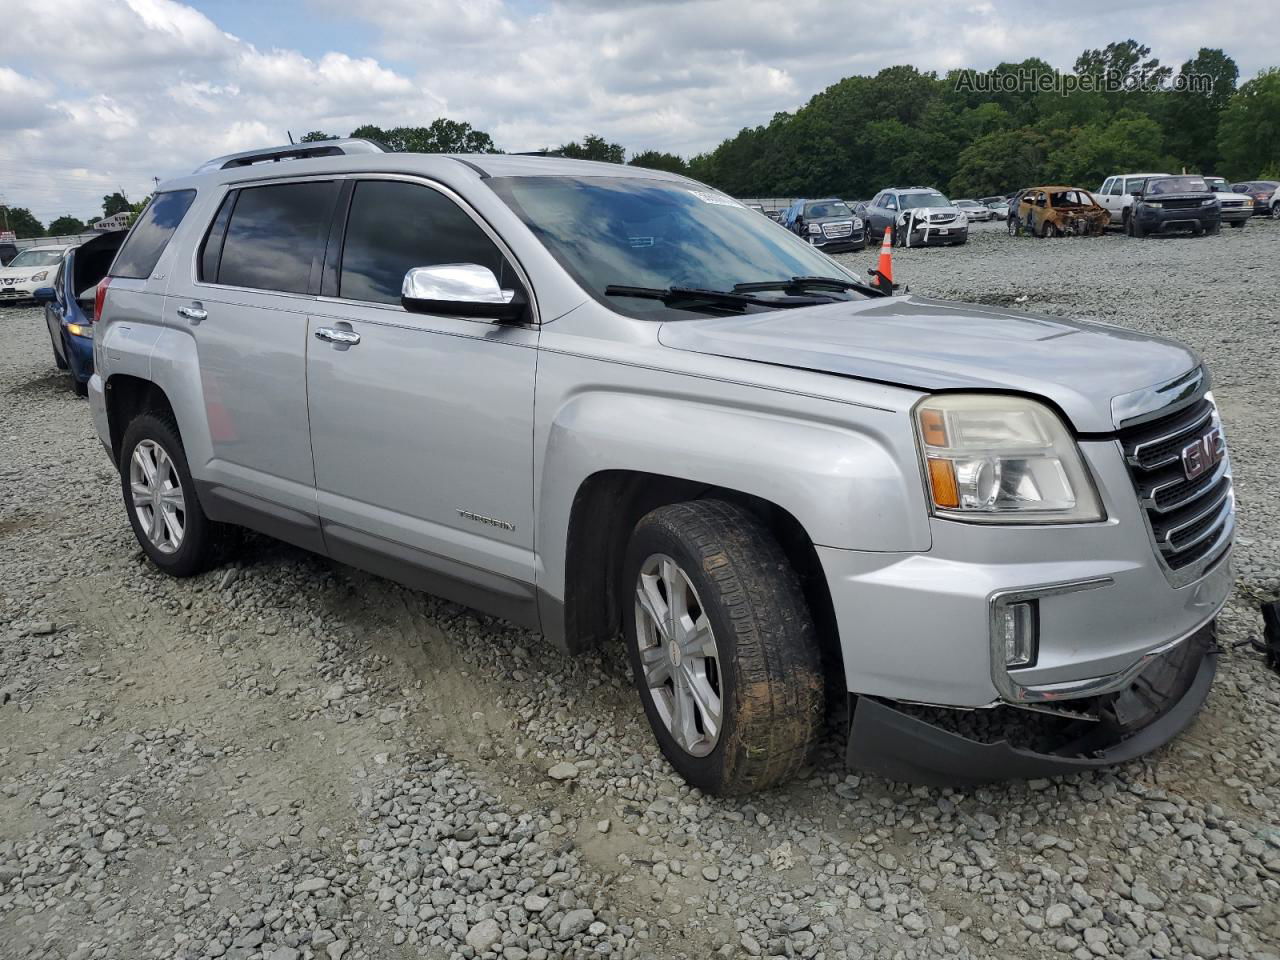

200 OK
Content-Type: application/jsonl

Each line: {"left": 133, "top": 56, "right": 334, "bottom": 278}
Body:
{"left": 804, "top": 201, "right": 852, "bottom": 218}
{"left": 7, "top": 249, "right": 64, "bottom": 268}
{"left": 488, "top": 175, "right": 865, "bottom": 318}
{"left": 1147, "top": 176, "right": 1209, "bottom": 195}
{"left": 900, "top": 192, "right": 949, "bottom": 210}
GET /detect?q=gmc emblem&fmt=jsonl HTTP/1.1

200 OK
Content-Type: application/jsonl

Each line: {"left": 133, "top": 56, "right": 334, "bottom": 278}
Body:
{"left": 1181, "top": 427, "right": 1224, "bottom": 481}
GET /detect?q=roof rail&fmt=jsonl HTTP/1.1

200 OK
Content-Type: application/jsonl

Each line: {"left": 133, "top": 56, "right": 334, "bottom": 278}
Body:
{"left": 193, "top": 138, "right": 390, "bottom": 174}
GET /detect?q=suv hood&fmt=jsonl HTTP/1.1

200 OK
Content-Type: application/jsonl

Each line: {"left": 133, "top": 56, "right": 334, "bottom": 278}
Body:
{"left": 657, "top": 294, "right": 1200, "bottom": 433}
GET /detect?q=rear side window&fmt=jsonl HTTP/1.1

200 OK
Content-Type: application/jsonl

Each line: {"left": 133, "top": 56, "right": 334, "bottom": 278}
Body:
{"left": 110, "top": 189, "right": 196, "bottom": 279}
{"left": 214, "top": 181, "right": 337, "bottom": 294}
{"left": 338, "top": 180, "right": 508, "bottom": 306}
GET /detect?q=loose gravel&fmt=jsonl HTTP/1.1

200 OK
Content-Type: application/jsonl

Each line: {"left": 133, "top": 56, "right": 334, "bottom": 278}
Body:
{"left": 2, "top": 219, "right": 1279, "bottom": 960}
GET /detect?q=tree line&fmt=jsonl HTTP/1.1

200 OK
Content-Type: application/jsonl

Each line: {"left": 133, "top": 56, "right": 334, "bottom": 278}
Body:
{"left": 2, "top": 191, "right": 141, "bottom": 240}
{"left": 8, "top": 39, "right": 1277, "bottom": 237}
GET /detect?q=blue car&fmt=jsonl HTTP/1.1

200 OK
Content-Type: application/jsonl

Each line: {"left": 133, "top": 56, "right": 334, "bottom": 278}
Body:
{"left": 34, "top": 230, "right": 126, "bottom": 396}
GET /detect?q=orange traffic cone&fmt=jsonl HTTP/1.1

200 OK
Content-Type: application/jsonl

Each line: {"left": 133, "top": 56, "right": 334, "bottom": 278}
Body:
{"left": 869, "top": 226, "right": 895, "bottom": 291}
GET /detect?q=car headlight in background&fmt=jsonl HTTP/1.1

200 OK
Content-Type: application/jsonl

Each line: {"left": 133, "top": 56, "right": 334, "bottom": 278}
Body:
{"left": 66, "top": 322, "right": 93, "bottom": 338}
{"left": 30, "top": 271, "right": 48, "bottom": 282}
{"left": 1143, "top": 201, "right": 1163, "bottom": 208}
{"left": 807, "top": 223, "right": 822, "bottom": 234}
{"left": 853, "top": 217, "right": 863, "bottom": 228}
{"left": 914, "top": 394, "right": 1103, "bottom": 523}
{"left": 1201, "top": 198, "right": 1217, "bottom": 206}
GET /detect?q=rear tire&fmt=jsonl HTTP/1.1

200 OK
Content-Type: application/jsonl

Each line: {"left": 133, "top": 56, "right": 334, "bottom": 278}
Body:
{"left": 622, "top": 500, "right": 825, "bottom": 795}
{"left": 1043, "top": 222, "right": 1060, "bottom": 238}
{"left": 119, "top": 412, "right": 232, "bottom": 577}
{"left": 71, "top": 377, "right": 88, "bottom": 397}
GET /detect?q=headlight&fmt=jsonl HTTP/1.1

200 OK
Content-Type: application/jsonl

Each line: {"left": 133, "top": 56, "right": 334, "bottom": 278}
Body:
{"left": 31, "top": 271, "right": 48, "bottom": 282}
{"left": 807, "top": 223, "right": 821, "bottom": 234}
{"left": 914, "top": 394, "right": 1104, "bottom": 523}
{"left": 1143, "top": 201, "right": 1162, "bottom": 209}
{"left": 1201, "top": 198, "right": 1217, "bottom": 206}
{"left": 853, "top": 217, "right": 863, "bottom": 228}
{"left": 1244, "top": 199, "right": 1254, "bottom": 206}
{"left": 66, "top": 322, "right": 92, "bottom": 338}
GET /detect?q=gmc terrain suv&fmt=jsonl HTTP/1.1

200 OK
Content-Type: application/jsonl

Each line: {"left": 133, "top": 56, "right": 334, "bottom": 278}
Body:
{"left": 90, "top": 140, "right": 1234, "bottom": 793}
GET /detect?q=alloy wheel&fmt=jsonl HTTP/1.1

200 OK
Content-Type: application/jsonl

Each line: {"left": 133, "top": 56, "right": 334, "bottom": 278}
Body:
{"left": 129, "top": 439, "right": 186, "bottom": 554}
{"left": 633, "top": 553, "right": 723, "bottom": 757}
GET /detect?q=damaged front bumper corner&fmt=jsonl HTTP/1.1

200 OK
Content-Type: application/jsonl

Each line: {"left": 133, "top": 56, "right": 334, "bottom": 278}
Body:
{"left": 847, "top": 622, "right": 1217, "bottom": 787}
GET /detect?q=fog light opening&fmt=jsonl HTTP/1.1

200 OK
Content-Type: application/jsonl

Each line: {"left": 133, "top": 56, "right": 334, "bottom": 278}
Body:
{"left": 1001, "top": 600, "right": 1039, "bottom": 669}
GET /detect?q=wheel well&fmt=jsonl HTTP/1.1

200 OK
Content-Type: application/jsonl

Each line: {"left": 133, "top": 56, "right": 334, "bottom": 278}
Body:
{"left": 105, "top": 375, "right": 176, "bottom": 464}
{"left": 562, "top": 470, "right": 842, "bottom": 686}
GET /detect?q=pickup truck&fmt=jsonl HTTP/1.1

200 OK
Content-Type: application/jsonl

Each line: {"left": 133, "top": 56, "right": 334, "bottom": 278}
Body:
{"left": 1096, "top": 172, "right": 1169, "bottom": 229}
{"left": 88, "top": 140, "right": 1234, "bottom": 793}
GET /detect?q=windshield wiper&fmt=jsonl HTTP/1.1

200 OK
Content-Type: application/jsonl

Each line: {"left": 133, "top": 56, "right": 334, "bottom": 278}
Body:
{"left": 733, "top": 275, "right": 888, "bottom": 298}
{"left": 604, "top": 284, "right": 829, "bottom": 312}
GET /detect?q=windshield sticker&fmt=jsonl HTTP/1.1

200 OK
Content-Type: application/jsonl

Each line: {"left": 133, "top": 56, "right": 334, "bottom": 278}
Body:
{"left": 687, "top": 189, "right": 741, "bottom": 207}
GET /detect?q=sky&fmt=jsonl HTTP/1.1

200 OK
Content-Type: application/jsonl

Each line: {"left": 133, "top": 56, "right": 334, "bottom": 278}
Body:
{"left": 1, "top": 0, "right": 1273, "bottom": 224}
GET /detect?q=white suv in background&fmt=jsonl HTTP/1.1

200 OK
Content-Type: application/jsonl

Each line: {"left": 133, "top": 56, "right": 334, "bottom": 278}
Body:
{"left": 1096, "top": 173, "right": 1169, "bottom": 229}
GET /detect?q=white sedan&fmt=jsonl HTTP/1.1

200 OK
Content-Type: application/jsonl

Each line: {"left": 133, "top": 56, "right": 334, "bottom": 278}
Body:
{"left": 0, "top": 245, "right": 71, "bottom": 302}
{"left": 954, "top": 199, "right": 995, "bottom": 222}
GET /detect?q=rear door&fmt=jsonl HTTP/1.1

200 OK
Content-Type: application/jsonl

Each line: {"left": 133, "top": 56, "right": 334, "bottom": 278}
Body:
{"left": 167, "top": 177, "right": 341, "bottom": 551}
{"left": 305, "top": 176, "right": 540, "bottom": 624}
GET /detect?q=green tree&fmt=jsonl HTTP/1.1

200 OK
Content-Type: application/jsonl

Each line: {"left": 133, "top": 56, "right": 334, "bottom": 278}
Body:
{"left": 1219, "top": 68, "right": 1280, "bottom": 180}
{"left": 47, "top": 215, "right": 87, "bottom": 235}
{"left": 102, "top": 192, "right": 132, "bottom": 218}
{"left": 949, "top": 129, "right": 1051, "bottom": 197}
{"left": 0, "top": 206, "right": 44, "bottom": 238}
{"left": 1075, "top": 40, "right": 1172, "bottom": 92}
{"left": 349, "top": 119, "right": 499, "bottom": 153}
{"left": 299, "top": 130, "right": 338, "bottom": 142}
{"left": 1164, "top": 49, "right": 1238, "bottom": 173}
{"left": 558, "top": 134, "right": 625, "bottom": 164}
{"left": 628, "top": 150, "right": 688, "bottom": 174}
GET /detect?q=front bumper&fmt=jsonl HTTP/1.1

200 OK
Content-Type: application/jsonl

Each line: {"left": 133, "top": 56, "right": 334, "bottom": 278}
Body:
{"left": 0, "top": 287, "right": 37, "bottom": 302}
{"left": 847, "top": 622, "right": 1217, "bottom": 786}
{"left": 1136, "top": 208, "right": 1220, "bottom": 232}
{"left": 808, "top": 232, "right": 865, "bottom": 253}
{"left": 903, "top": 223, "right": 967, "bottom": 245}
{"left": 1219, "top": 206, "right": 1253, "bottom": 223}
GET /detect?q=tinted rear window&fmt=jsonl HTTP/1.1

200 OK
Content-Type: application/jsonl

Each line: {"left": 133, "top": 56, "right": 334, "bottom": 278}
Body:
{"left": 216, "top": 181, "right": 336, "bottom": 294}
{"left": 109, "top": 190, "right": 196, "bottom": 279}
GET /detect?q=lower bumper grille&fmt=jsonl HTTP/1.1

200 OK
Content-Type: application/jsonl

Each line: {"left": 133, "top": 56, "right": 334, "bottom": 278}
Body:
{"left": 1118, "top": 395, "right": 1233, "bottom": 578}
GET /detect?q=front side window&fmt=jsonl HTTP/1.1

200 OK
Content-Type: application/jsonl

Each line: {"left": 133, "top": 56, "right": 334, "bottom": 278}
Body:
{"left": 487, "top": 175, "right": 867, "bottom": 319}
{"left": 884, "top": 195, "right": 898, "bottom": 210}
{"left": 111, "top": 190, "right": 196, "bottom": 280}
{"left": 339, "top": 180, "right": 509, "bottom": 305}
{"left": 1125, "top": 178, "right": 1149, "bottom": 194}
{"left": 214, "top": 181, "right": 337, "bottom": 294}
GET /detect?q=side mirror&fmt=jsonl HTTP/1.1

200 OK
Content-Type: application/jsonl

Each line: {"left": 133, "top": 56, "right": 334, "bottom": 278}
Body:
{"left": 32, "top": 287, "right": 56, "bottom": 304}
{"left": 1130, "top": 190, "right": 1143, "bottom": 198}
{"left": 401, "top": 263, "right": 527, "bottom": 322}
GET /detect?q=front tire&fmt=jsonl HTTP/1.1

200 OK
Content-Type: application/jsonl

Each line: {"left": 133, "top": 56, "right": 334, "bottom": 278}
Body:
{"left": 119, "top": 412, "right": 231, "bottom": 577}
{"left": 623, "top": 500, "right": 824, "bottom": 795}
{"left": 50, "top": 328, "right": 68, "bottom": 370}
{"left": 1230, "top": 219, "right": 1246, "bottom": 229}
{"left": 1007, "top": 217, "right": 1021, "bottom": 237}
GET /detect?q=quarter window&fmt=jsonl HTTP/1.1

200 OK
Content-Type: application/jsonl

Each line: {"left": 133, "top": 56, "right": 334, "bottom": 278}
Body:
{"left": 338, "top": 180, "right": 509, "bottom": 306}
{"left": 215, "top": 181, "right": 337, "bottom": 294}
{"left": 110, "top": 189, "right": 197, "bottom": 280}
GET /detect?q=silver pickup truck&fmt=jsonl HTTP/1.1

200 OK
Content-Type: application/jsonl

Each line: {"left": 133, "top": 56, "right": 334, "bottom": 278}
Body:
{"left": 87, "top": 140, "right": 1233, "bottom": 794}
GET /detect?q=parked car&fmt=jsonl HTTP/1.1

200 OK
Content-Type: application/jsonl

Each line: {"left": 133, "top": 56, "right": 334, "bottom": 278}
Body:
{"left": 1229, "top": 180, "right": 1279, "bottom": 217}
{"left": 0, "top": 244, "right": 72, "bottom": 303}
{"left": 979, "top": 196, "right": 1010, "bottom": 219}
{"left": 1010, "top": 187, "right": 1109, "bottom": 237}
{"left": 745, "top": 202, "right": 766, "bottom": 216}
{"left": 864, "top": 187, "right": 968, "bottom": 246}
{"left": 1203, "top": 177, "right": 1254, "bottom": 228}
{"left": 32, "top": 230, "right": 127, "bottom": 395}
{"left": 953, "top": 199, "right": 994, "bottom": 222}
{"left": 780, "top": 198, "right": 865, "bottom": 252}
{"left": 1127, "top": 175, "right": 1220, "bottom": 237}
{"left": 1096, "top": 172, "right": 1169, "bottom": 230}
{"left": 90, "top": 140, "right": 1233, "bottom": 793}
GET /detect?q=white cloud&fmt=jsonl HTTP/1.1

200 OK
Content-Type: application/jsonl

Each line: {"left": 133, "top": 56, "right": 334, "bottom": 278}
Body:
{"left": 2, "top": 0, "right": 1275, "bottom": 223}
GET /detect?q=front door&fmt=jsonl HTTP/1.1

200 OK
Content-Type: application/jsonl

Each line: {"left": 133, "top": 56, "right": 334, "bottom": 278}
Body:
{"left": 305, "top": 177, "right": 540, "bottom": 626}
{"left": 167, "top": 178, "right": 341, "bottom": 551}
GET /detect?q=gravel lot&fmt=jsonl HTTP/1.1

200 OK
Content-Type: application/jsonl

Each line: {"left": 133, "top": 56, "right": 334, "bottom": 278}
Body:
{"left": 2, "top": 219, "right": 1279, "bottom": 960}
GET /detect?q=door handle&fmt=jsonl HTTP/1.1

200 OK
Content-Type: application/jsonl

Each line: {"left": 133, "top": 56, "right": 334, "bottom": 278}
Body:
{"left": 177, "top": 305, "right": 207, "bottom": 323}
{"left": 314, "top": 327, "right": 361, "bottom": 346}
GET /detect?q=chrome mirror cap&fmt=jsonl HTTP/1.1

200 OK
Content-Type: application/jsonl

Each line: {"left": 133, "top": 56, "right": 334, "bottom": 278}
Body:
{"left": 402, "top": 263, "right": 514, "bottom": 305}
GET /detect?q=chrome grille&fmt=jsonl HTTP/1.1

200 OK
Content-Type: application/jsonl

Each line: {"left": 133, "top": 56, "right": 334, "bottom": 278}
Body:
{"left": 822, "top": 221, "right": 853, "bottom": 239}
{"left": 1118, "top": 396, "right": 1233, "bottom": 578}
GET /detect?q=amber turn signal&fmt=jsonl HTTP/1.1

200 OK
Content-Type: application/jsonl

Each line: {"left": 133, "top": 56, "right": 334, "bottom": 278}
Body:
{"left": 927, "top": 457, "right": 959, "bottom": 508}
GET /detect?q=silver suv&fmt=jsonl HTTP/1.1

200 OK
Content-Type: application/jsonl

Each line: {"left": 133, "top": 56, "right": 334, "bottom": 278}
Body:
{"left": 89, "top": 140, "right": 1234, "bottom": 793}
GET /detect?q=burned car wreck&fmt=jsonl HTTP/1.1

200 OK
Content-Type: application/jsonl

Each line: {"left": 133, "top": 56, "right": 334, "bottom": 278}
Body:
{"left": 1012, "top": 186, "right": 1110, "bottom": 237}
